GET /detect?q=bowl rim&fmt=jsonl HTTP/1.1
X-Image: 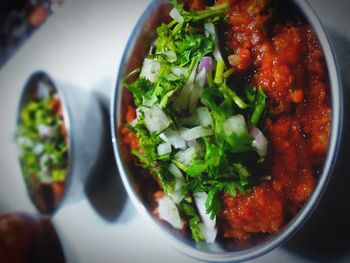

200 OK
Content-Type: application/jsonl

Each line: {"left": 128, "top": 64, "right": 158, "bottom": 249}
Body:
{"left": 110, "top": 0, "right": 343, "bottom": 261}
{"left": 16, "top": 71, "right": 74, "bottom": 216}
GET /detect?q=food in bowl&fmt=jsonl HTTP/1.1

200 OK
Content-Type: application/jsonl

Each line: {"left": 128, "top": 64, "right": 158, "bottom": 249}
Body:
{"left": 119, "top": 0, "right": 331, "bottom": 244}
{"left": 16, "top": 79, "right": 68, "bottom": 214}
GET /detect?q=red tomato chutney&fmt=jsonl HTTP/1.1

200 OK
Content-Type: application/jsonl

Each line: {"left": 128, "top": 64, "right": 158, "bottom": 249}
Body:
{"left": 218, "top": 0, "right": 331, "bottom": 240}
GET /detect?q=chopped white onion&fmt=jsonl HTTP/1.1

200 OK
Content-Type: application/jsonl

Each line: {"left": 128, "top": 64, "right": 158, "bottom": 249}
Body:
{"left": 199, "top": 223, "right": 218, "bottom": 243}
{"left": 171, "top": 67, "right": 189, "bottom": 77}
{"left": 17, "top": 136, "right": 33, "bottom": 147}
{"left": 197, "top": 107, "right": 212, "bottom": 126}
{"left": 161, "top": 50, "right": 177, "bottom": 63}
{"left": 196, "top": 68, "right": 207, "bottom": 89}
{"left": 129, "top": 118, "right": 137, "bottom": 127}
{"left": 204, "top": 23, "right": 215, "bottom": 37}
{"left": 173, "top": 61, "right": 199, "bottom": 112}
{"left": 39, "top": 154, "right": 50, "bottom": 172}
{"left": 158, "top": 195, "right": 184, "bottom": 229}
{"left": 143, "top": 104, "right": 170, "bottom": 133}
{"left": 169, "top": 8, "right": 184, "bottom": 24}
{"left": 223, "top": 115, "right": 247, "bottom": 136}
{"left": 160, "top": 129, "right": 186, "bottom": 149}
{"left": 142, "top": 97, "right": 157, "bottom": 107}
{"left": 140, "top": 58, "right": 161, "bottom": 83}
{"left": 187, "top": 68, "right": 207, "bottom": 113}
{"left": 169, "top": 180, "right": 185, "bottom": 204}
{"left": 194, "top": 192, "right": 217, "bottom": 243}
{"left": 157, "top": 142, "right": 172, "bottom": 155}
{"left": 173, "top": 83, "right": 193, "bottom": 111}
{"left": 189, "top": 83, "right": 204, "bottom": 114}
{"left": 250, "top": 126, "right": 268, "bottom": 156}
{"left": 213, "top": 49, "right": 223, "bottom": 63}
{"left": 188, "top": 61, "right": 199, "bottom": 84}
{"left": 33, "top": 143, "right": 44, "bottom": 155}
{"left": 205, "top": 23, "right": 223, "bottom": 62}
{"left": 180, "top": 126, "right": 213, "bottom": 141}
{"left": 168, "top": 163, "right": 185, "bottom": 204}
{"left": 175, "top": 146, "right": 196, "bottom": 165}
{"left": 179, "top": 107, "right": 211, "bottom": 127}
{"left": 38, "top": 124, "right": 56, "bottom": 138}
{"left": 187, "top": 140, "right": 203, "bottom": 158}
{"left": 193, "top": 192, "right": 216, "bottom": 229}
{"left": 36, "top": 81, "right": 51, "bottom": 99}
{"left": 168, "top": 163, "right": 183, "bottom": 178}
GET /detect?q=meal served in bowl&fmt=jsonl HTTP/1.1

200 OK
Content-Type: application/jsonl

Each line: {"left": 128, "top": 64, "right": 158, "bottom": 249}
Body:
{"left": 113, "top": 0, "right": 341, "bottom": 260}
{"left": 16, "top": 75, "right": 69, "bottom": 214}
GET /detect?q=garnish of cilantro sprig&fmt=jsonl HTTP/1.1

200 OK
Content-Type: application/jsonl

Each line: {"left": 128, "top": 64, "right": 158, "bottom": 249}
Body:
{"left": 123, "top": 1, "right": 268, "bottom": 243}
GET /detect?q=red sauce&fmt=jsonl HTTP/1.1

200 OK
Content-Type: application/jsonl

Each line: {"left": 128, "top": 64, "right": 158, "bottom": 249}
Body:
{"left": 219, "top": 0, "right": 331, "bottom": 240}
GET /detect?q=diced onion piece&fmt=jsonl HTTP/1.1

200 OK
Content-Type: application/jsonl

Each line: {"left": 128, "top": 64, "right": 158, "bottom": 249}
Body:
{"left": 173, "top": 83, "right": 192, "bottom": 111}
{"left": 213, "top": 48, "right": 223, "bottom": 62}
{"left": 171, "top": 67, "right": 188, "bottom": 77}
{"left": 250, "top": 126, "right": 268, "bottom": 156}
{"left": 169, "top": 8, "right": 184, "bottom": 23}
{"left": 158, "top": 195, "right": 184, "bottom": 229}
{"left": 180, "top": 126, "right": 213, "bottom": 141}
{"left": 168, "top": 163, "right": 183, "bottom": 178}
{"left": 187, "top": 140, "right": 202, "bottom": 156}
{"left": 169, "top": 179, "right": 185, "bottom": 204}
{"left": 199, "top": 223, "right": 218, "bottom": 243}
{"left": 188, "top": 69, "right": 206, "bottom": 113}
{"left": 17, "top": 136, "right": 33, "bottom": 147}
{"left": 197, "top": 107, "right": 211, "bottom": 126}
{"left": 175, "top": 146, "right": 196, "bottom": 165}
{"left": 159, "top": 133, "right": 169, "bottom": 143}
{"left": 188, "top": 61, "right": 199, "bottom": 84}
{"left": 189, "top": 83, "right": 204, "bottom": 114}
{"left": 223, "top": 114, "right": 247, "bottom": 136}
{"left": 168, "top": 163, "right": 185, "bottom": 204}
{"left": 162, "top": 50, "right": 177, "bottom": 63}
{"left": 38, "top": 124, "right": 56, "bottom": 138}
{"left": 33, "top": 143, "right": 44, "bottom": 155}
{"left": 173, "top": 61, "right": 199, "bottom": 112}
{"left": 193, "top": 192, "right": 216, "bottom": 229}
{"left": 179, "top": 107, "right": 211, "bottom": 127}
{"left": 157, "top": 142, "right": 172, "bottom": 155}
{"left": 196, "top": 68, "right": 207, "bottom": 89}
{"left": 140, "top": 58, "right": 161, "bottom": 83}
{"left": 205, "top": 23, "right": 223, "bottom": 62}
{"left": 193, "top": 192, "right": 217, "bottom": 243}
{"left": 160, "top": 129, "right": 186, "bottom": 149}
{"left": 37, "top": 81, "right": 51, "bottom": 99}
{"left": 204, "top": 23, "right": 215, "bottom": 37}
{"left": 199, "top": 56, "right": 213, "bottom": 72}
{"left": 129, "top": 118, "right": 137, "bottom": 127}
{"left": 143, "top": 105, "right": 170, "bottom": 133}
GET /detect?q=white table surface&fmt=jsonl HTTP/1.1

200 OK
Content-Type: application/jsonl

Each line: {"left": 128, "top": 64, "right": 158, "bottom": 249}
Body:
{"left": 0, "top": 0, "right": 349, "bottom": 262}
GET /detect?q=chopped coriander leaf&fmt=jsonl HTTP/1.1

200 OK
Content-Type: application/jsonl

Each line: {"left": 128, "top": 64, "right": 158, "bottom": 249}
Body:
{"left": 250, "top": 86, "right": 267, "bottom": 126}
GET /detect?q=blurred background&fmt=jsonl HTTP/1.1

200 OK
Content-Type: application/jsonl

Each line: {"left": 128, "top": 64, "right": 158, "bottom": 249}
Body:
{"left": 0, "top": 0, "right": 64, "bottom": 68}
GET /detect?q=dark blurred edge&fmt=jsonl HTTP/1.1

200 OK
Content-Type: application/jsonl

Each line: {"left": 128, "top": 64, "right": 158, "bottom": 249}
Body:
{"left": 0, "top": 0, "right": 60, "bottom": 69}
